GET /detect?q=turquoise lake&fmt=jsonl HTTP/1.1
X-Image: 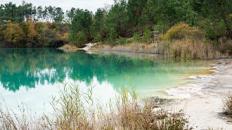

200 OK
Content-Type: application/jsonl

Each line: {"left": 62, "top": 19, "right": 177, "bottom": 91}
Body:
{"left": 0, "top": 49, "right": 212, "bottom": 114}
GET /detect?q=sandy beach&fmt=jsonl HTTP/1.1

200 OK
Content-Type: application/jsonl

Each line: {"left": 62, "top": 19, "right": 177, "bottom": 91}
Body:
{"left": 166, "top": 59, "right": 232, "bottom": 129}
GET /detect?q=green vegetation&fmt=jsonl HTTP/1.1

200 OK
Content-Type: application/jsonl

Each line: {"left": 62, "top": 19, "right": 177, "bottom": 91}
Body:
{"left": 161, "top": 23, "right": 204, "bottom": 41}
{"left": 0, "top": 0, "right": 231, "bottom": 57}
{"left": 0, "top": 86, "right": 189, "bottom": 130}
{"left": 160, "top": 23, "right": 219, "bottom": 59}
{"left": 0, "top": 2, "right": 67, "bottom": 48}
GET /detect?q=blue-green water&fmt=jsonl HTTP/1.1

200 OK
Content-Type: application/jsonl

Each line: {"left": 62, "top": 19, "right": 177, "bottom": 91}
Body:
{"left": 0, "top": 49, "right": 212, "bottom": 114}
{"left": 0, "top": 49, "right": 211, "bottom": 94}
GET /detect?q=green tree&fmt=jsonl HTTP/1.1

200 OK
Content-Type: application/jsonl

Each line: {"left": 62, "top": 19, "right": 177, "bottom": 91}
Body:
{"left": 67, "top": 8, "right": 76, "bottom": 23}
{"left": 106, "top": 0, "right": 129, "bottom": 41}
{"left": 69, "top": 9, "right": 93, "bottom": 46}
{"left": 143, "top": 28, "right": 152, "bottom": 42}
{"left": 192, "top": 0, "right": 232, "bottom": 39}
{"left": 127, "top": 0, "right": 148, "bottom": 31}
{"left": 53, "top": 7, "right": 64, "bottom": 24}
{"left": 36, "top": 6, "right": 44, "bottom": 20}
{"left": 92, "top": 9, "right": 107, "bottom": 41}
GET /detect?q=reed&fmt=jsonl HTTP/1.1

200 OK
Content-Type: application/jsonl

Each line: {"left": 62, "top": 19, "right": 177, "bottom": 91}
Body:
{"left": 163, "top": 39, "right": 220, "bottom": 59}
{"left": 0, "top": 86, "right": 190, "bottom": 130}
{"left": 160, "top": 22, "right": 222, "bottom": 59}
{"left": 223, "top": 96, "right": 232, "bottom": 118}
{"left": 161, "top": 23, "right": 204, "bottom": 41}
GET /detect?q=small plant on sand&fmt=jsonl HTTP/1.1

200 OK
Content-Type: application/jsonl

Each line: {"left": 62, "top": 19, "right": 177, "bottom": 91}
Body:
{"left": 223, "top": 96, "right": 232, "bottom": 117}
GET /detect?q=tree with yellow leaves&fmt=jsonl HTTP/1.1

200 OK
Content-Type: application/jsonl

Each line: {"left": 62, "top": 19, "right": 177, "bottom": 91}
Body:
{"left": 24, "top": 18, "right": 38, "bottom": 42}
{"left": 3, "top": 21, "right": 24, "bottom": 45}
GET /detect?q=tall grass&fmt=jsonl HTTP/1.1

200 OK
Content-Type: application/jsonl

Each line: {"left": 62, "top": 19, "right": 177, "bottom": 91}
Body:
{"left": 163, "top": 39, "right": 220, "bottom": 59}
{"left": 160, "top": 23, "right": 221, "bottom": 59}
{"left": 223, "top": 96, "right": 232, "bottom": 118}
{"left": 161, "top": 23, "right": 204, "bottom": 41}
{"left": 0, "top": 106, "right": 44, "bottom": 130}
{"left": 0, "top": 86, "right": 190, "bottom": 130}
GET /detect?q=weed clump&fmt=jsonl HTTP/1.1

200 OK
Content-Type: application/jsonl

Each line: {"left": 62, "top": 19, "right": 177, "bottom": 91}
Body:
{"left": 224, "top": 96, "right": 232, "bottom": 118}
{"left": 163, "top": 39, "right": 219, "bottom": 59}
{"left": 0, "top": 86, "right": 190, "bottom": 130}
{"left": 161, "top": 23, "right": 204, "bottom": 41}
{"left": 160, "top": 23, "right": 221, "bottom": 59}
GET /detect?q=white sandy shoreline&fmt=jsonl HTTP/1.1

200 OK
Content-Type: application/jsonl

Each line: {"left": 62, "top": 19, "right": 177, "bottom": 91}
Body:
{"left": 165, "top": 59, "right": 232, "bottom": 130}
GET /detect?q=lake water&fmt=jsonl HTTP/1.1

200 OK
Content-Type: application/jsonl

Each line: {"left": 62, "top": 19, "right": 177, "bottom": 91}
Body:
{"left": 0, "top": 49, "right": 212, "bottom": 115}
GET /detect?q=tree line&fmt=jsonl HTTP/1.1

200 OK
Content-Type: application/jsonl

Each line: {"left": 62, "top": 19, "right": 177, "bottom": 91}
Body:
{"left": 0, "top": 0, "right": 231, "bottom": 48}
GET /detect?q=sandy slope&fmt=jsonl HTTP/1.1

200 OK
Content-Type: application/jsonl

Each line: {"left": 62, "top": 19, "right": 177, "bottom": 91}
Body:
{"left": 167, "top": 59, "right": 232, "bottom": 130}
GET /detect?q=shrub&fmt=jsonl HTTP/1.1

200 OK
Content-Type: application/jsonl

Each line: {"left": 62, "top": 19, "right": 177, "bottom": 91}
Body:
{"left": 23, "top": 19, "right": 38, "bottom": 41}
{"left": 93, "top": 33, "right": 102, "bottom": 42}
{"left": 161, "top": 23, "right": 204, "bottom": 41}
{"left": 163, "top": 39, "right": 219, "bottom": 59}
{"left": 35, "top": 22, "right": 63, "bottom": 47}
{"left": 69, "top": 31, "right": 87, "bottom": 47}
{"left": 160, "top": 23, "right": 221, "bottom": 59}
{"left": 114, "top": 91, "right": 189, "bottom": 130}
{"left": 224, "top": 96, "right": 232, "bottom": 117}
{"left": 0, "top": 106, "right": 44, "bottom": 130}
{"left": 76, "top": 31, "right": 88, "bottom": 47}
{"left": 218, "top": 39, "right": 232, "bottom": 55}
{"left": 133, "top": 32, "right": 140, "bottom": 42}
{"left": 0, "top": 86, "right": 190, "bottom": 130}
{"left": 3, "top": 21, "right": 24, "bottom": 45}
{"left": 198, "top": 19, "right": 227, "bottom": 40}
{"left": 116, "top": 37, "right": 128, "bottom": 45}
{"left": 154, "top": 22, "right": 169, "bottom": 34}
{"left": 143, "top": 28, "right": 153, "bottom": 43}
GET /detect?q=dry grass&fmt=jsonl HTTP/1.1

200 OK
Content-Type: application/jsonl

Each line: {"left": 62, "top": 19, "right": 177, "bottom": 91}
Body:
{"left": 218, "top": 38, "right": 232, "bottom": 55}
{"left": 163, "top": 39, "right": 220, "bottom": 59}
{"left": 0, "top": 106, "right": 44, "bottom": 130}
{"left": 223, "top": 96, "right": 232, "bottom": 118}
{"left": 159, "top": 22, "right": 222, "bottom": 59}
{"left": 161, "top": 23, "right": 204, "bottom": 41}
{"left": 0, "top": 86, "right": 190, "bottom": 130}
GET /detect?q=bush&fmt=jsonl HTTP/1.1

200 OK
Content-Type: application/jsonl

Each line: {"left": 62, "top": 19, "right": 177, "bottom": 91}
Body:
{"left": 0, "top": 86, "right": 190, "bottom": 130}
{"left": 224, "top": 96, "right": 232, "bottom": 117}
{"left": 116, "top": 37, "right": 128, "bottom": 45}
{"left": 143, "top": 28, "right": 153, "bottom": 43}
{"left": 161, "top": 23, "right": 204, "bottom": 41}
{"left": 218, "top": 39, "right": 232, "bottom": 55}
{"left": 153, "top": 22, "right": 168, "bottom": 34}
{"left": 76, "top": 31, "right": 88, "bottom": 46}
{"left": 198, "top": 19, "right": 227, "bottom": 40}
{"left": 163, "top": 39, "right": 219, "bottom": 59}
{"left": 3, "top": 21, "right": 24, "bottom": 45}
{"left": 69, "top": 31, "right": 87, "bottom": 47}
{"left": 160, "top": 23, "right": 221, "bottom": 59}
{"left": 133, "top": 32, "right": 140, "bottom": 42}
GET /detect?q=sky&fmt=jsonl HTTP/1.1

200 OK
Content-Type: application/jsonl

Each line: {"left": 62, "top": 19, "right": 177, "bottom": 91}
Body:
{"left": 0, "top": 0, "right": 114, "bottom": 12}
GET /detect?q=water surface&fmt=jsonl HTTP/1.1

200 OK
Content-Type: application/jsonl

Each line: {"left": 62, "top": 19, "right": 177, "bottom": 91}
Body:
{"left": 0, "top": 49, "right": 212, "bottom": 114}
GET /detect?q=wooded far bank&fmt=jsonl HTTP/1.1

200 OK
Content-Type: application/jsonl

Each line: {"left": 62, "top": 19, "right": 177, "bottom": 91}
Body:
{"left": 0, "top": 0, "right": 231, "bottom": 58}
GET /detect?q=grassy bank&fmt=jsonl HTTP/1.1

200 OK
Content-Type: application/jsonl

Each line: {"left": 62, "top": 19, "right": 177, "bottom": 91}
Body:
{"left": 0, "top": 86, "right": 190, "bottom": 130}
{"left": 89, "top": 22, "right": 231, "bottom": 60}
{"left": 159, "top": 23, "right": 222, "bottom": 59}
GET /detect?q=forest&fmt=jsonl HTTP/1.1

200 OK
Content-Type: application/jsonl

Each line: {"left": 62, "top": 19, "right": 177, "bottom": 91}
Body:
{"left": 0, "top": 0, "right": 231, "bottom": 50}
